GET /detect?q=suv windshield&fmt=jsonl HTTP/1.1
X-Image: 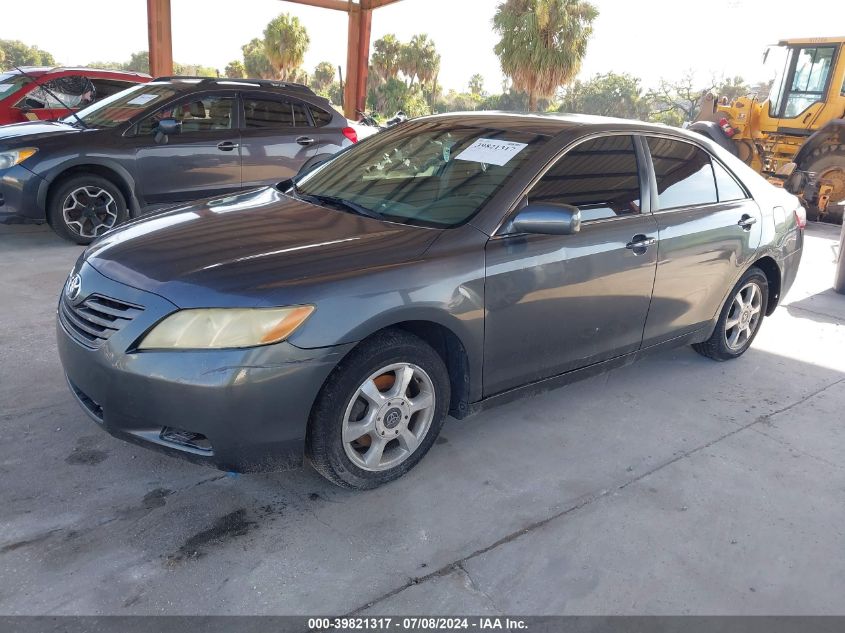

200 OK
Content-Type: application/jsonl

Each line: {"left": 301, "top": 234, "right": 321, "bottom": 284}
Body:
{"left": 0, "top": 74, "right": 30, "bottom": 99}
{"left": 294, "top": 121, "right": 548, "bottom": 228}
{"left": 61, "top": 83, "right": 176, "bottom": 128}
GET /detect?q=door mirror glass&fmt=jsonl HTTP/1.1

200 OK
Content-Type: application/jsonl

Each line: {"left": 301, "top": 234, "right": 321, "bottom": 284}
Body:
{"left": 508, "top": 203, "right": 582, "bottom": 235}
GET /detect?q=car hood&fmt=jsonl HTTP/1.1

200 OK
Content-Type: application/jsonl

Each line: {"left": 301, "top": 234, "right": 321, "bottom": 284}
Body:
{"left": 0, "top": 120, "right": 81, "bottom": 143}
{"left": 85, "top": 187, "right": 442, "bottom": 308}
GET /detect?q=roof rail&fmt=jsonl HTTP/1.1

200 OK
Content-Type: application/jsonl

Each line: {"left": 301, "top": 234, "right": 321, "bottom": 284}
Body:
{"left": 151, "top": 76, "right": 315, "bottom": 94}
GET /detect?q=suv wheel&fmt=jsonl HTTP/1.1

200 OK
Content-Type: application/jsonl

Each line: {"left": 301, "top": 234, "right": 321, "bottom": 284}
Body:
{"left": 306, "top": 330, "right": 450, "bottom": 490}
{"left": 48, "top": 175, "right": 128, "bottom": 244}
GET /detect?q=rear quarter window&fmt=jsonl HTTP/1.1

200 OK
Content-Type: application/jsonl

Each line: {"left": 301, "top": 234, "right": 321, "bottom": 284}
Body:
{"left": 309, "top": 105, "right": 334, "bottom": 127}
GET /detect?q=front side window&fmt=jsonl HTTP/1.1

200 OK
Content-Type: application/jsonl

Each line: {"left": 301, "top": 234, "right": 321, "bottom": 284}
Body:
{"left": 647, "top": 138, "right": 717, "bottom": 210}
{"left": 528, "top": 135, "right": 642, "bottom": 222}
{"left": 63, "top": 83, "right": 176, "bottom": 128}
{"left": 295, "top": 122, "right": 548, "bottom": 228}
{"left": 18, "top": 76, "right": 95, "bottom": 110}
{"left": 243, "top": 97, "right": 311, "bottom": 128}
{"left": 137, "top": 95, "right": 235, "bottom": 135}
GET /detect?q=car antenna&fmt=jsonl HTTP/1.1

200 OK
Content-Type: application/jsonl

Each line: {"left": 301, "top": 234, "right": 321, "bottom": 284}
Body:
{"left": 13, "top": 66, "right": 89, "bottom": 129}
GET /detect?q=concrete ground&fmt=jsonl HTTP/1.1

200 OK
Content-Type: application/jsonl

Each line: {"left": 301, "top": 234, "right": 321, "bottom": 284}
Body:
{"left": 0, "top": 221, "right": 843, "bottom": 616}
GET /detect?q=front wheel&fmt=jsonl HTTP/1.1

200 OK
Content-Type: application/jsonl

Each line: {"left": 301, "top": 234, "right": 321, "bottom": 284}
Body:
{"left": 306, "top": 330, "right": 450, "bottom": 490}
{"left": 48, "top": 175, "right": 128, "bottom": 245}
{"left": 692, "top": 267, "right": 768, "bottom": 361}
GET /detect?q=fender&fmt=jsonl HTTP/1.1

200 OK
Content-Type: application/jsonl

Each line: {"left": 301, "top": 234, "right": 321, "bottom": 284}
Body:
{"left": 36, "top": 157, "right": 142, "bottom": 217}
{"left": 688, "top": 121, "right": 739, "bottom": 156}
{"left": 793, "top": 119, "right": 845, "bottom": 168}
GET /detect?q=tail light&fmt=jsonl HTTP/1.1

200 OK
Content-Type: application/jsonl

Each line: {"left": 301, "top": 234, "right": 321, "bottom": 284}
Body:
{"left": 342, "top": 127, "right": 358, "bottom": 143}
{"left": 718, "top": 117, "right": 736, "bottom": 138}
{"left": 794, "top": 204, "right": 807, "bottom": 229}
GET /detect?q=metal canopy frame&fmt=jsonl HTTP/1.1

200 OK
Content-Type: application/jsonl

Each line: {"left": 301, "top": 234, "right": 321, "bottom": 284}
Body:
{"left": 146, "top": 0, "right": 404, "bottom": 119}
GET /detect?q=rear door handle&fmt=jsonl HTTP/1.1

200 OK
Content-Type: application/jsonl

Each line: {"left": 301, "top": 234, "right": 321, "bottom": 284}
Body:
{"left": 217, "top": 141, "right": 239, "bottom": 151}
{"left": 738, "top": 215, "right": 757, "bottom": 230}
{"left": 296, "top": 136, "right": 315, "bottom": 146}
{"left": 626, "top": 234, "right": 656, "bottom": 251}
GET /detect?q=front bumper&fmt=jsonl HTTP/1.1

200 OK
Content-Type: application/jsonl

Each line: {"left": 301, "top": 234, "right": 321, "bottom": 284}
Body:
{"left": 0, "top": 164, "right": 46, "bottom": 221}
{"left": 56, "top": 262, "right": 353, "bottom": 472}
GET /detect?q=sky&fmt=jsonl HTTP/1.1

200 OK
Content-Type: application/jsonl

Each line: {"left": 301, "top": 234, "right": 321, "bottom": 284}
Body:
{"left": 2, "top": 0, "right": 843, "bottom": 93}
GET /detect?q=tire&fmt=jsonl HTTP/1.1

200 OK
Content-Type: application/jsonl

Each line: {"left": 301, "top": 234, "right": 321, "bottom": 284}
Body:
{"left": 803, "top": 145, "right": 845, "bottom": 225}
{"left": 692, "top": 267, "right": 769, "bottom": 361}
{"left": 48, "top": 174, "right": 128, "bottom": 245}
{"left": 306, "top": 329, "right": 450, "bottom": 490}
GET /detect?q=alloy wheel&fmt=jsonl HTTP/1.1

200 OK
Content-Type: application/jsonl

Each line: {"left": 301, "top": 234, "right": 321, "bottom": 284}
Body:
{"left": 724, "top": 281, "right": 763, "bottom": 351}
{"left": 342, "top": 362, "right": 436, "bottom": 472}
{"left": 62, "top": 186, "right": 119, "bottom": 239}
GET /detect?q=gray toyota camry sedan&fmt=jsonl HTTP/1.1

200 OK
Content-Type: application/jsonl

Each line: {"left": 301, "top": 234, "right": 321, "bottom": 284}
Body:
{"left": 57, "top": 112, "right": 804, "bottom": 489}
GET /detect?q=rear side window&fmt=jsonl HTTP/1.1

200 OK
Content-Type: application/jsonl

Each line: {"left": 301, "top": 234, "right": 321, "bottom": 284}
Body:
{"left": 529, "top": 135, "right": 642, "bottom": 221}
{"left": 712, "top": 160, "right": 747, "bottom": 202}
{"left": 243, "top": 97, "right": 312, "bottom": 128}
{"left": 647, "top": 138, "right": 717, "bottom": 209}
{"left": 310, "top": 105, "right": 333, "bottom": 127}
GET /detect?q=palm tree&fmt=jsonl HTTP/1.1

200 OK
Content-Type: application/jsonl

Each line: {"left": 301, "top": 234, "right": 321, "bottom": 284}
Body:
{"left": 372, "top": 34, "right": 403, "bottom": 80}
{"left": 468, "top": 73, "right": 485, "bottom": 96}
{"left": 263, "top": 13, "right": 310, "bottom": 81}
{"left": 312, "top": 61, "right": 336, "bottom": 92}
{"left": 409, "top": 34, "right": 440, "bottom": 88}
{"left": 242, "top": 38, "right": 275, "bottom": 79}
{"left": 493, "top": 0, "right": 598, "bottom": 111}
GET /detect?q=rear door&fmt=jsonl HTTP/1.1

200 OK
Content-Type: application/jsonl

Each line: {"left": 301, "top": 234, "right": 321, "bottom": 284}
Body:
{"left": 239, "top": 92, "right": 318, "bottom": 188}
{"left": 130, "top": 91, "right": 242, "bottom": 205}
{"left": 483, "top": 134, "right": 659, "bottom": 395}
{"left": 641, "top": 136, "right": 763, "bottom": 346}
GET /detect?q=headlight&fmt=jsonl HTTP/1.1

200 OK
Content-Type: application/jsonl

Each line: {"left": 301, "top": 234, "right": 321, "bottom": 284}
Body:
{"left": 138, "top": 306, "right": 315, "bottom": 350}
{"left": 0, "top": 147, "right": 38, "bottom": 170}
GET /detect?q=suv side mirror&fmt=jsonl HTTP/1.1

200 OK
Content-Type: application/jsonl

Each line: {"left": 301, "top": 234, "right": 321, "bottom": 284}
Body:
{"left": 506, "top": 202, "right": 582, "bottom": 236}
{"left": 154, "top": 118, "right": 181, "bottom": 143}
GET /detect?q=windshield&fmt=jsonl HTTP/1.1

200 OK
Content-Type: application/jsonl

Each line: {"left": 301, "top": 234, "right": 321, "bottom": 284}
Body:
{"left": 61, "top": 83, "right": 176, "bottom": 128}
{"left": 295, "top": 121, "right": 549, "bottom": 228}
{"left": 768, "top": 45, "right": 836, "bottom": 118}
{"left": 0, "top": 74, "right": 30, "bottom": 100}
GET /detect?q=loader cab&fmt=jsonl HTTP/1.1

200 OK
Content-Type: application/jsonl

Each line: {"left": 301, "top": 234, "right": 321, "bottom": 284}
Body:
{"left": 763, "top": 39, "right": 844, "bottom": 123}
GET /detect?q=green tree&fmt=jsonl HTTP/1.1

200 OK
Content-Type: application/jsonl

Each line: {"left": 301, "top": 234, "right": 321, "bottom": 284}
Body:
{"left": 468, "top": 73, "right": 485, "bottom": 96}
{"left": 0, "top": 40, "right": 56, "bottom": 69}
{"left": 646, "top": 71, "right": 714, "bottom": 124}
{"left": 242, "top": 38, "right": 274, "bottom": 79}
{"left": 175, "top": 63, "right": 218, "bottom": 78}
{"left": 263, "top": 13, "right": 310, "bottom": 81}
{"left": 224, "top": 60, "right": 246, "bottom": 78}
{"left": 714, "top": 75, "right": 750, "bottom": 103}
{"left": 124, "top": 51, "right": 150, "bottom": 74}
{"left": 493, "top": 0, "right": 598, "bottom": 111}
{"left": 85, "top": 60, "right": 126, "bottom": 71}
{"left": 312, "top": 61, "right": 336, "bottom": 92}
{"left": 372, "top": 34, "right": 403, "bottom": 80}
{"left": 559, "top": 72, "right": 649, "bottom": 119}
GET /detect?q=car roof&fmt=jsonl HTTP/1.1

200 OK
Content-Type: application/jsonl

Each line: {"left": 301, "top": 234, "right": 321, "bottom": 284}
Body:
{"left": 419, "top": 111, "right": 687, "bottom": 138}
{"left": 3, "top": 66, "right": 151, "bottom": 79}
{"left": 148, "top": 76, "right": 317, "bottom": 95}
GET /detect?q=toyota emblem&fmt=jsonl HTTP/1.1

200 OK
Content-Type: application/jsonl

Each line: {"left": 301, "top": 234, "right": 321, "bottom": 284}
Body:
{"left": 66, "top": 273, "right": 82, "bottom": 302}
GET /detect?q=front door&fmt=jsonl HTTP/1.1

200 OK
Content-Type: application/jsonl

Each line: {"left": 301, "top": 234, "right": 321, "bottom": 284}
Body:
{"left": 641, "top": 136, "right": 763, "bottom": 346}
{"left": 131, "top": 92, "right": 242, "bottom": 206}
{"left": 239, "top": 92, "right": 318, "bottom": 188}
{"left": 483, "top": 135, "right": 659, "bottom": 396}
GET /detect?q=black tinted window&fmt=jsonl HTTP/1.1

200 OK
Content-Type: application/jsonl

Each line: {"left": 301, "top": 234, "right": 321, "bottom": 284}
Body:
{"left": 310, "top": 106, "right": 333, "bottom": 127}
{"left": 529, "top": 135, "right": 641, "bottom": 221}
{"left": 712, "top": 160, "right": 747, "bottom": 202}
{"left": 647, "top": 138, "right": 717, "bottom": 209}
{"left": 137, "top": 95, "right": 234, "bottom": 134}
{"left": 243, "top": 98, "right": 311, "bottom": 128}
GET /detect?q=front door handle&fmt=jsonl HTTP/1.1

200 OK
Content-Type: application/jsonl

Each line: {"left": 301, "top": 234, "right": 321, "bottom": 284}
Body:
{"left": 626, "top": 234, "right": 656, "bottom": 252}
{"left": 738, "top": 215, "right": 757, "bottom": 230}
{"left": 217, "top": 141, "right": 239, "bottom": 151}
{"left": 296, "top": 136, "right": 315, "bottom": 146}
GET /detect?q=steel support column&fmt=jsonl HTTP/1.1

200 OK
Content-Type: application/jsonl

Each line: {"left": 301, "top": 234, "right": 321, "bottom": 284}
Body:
{"left": 147, "top": 0, "right": 173, "bottom": 78}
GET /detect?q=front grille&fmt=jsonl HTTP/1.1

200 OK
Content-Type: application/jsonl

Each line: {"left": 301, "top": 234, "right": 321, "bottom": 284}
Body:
{"left": 60, "top": 294, "right": 143, "bottom": 347}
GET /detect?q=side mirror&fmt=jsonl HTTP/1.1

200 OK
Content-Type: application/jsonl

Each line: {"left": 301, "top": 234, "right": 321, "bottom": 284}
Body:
{"left": 507, "top": 202, "right": 582, "bottom": 236}
{"left": 154, "top": 118, "right": 181, "bottom": 144}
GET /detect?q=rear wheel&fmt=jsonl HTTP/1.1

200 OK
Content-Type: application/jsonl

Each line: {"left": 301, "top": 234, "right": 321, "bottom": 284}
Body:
{"left": 692, "top": 267, "right": 768, "bottom": 361}
{"left": 48, "top": 174, "right": 128, "bottom": 244}
{"left": 306, "top": 329, "right": 450, "bottom": 490}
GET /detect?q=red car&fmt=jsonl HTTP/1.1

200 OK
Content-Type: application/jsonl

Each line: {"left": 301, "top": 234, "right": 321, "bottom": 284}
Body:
{"left": 0, "top": 67, "right": 150, "bottom": 126}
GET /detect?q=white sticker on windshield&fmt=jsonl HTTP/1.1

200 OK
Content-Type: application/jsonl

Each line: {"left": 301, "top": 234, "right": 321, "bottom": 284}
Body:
{"left": 126, "top": 93, "right": 160, "bottom": 106}
{"left": 455, "top": 138, "right": 528, "bottom": 166}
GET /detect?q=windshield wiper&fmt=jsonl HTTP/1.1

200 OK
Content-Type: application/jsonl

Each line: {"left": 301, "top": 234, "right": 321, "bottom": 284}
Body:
{"left": 297, "top": 191, "right": 383, "bottom": 220}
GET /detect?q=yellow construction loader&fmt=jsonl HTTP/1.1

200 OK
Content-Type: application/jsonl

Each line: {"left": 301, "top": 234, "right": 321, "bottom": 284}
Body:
{"left": 692, "top": 36, "right": 845, "bottom": 223}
